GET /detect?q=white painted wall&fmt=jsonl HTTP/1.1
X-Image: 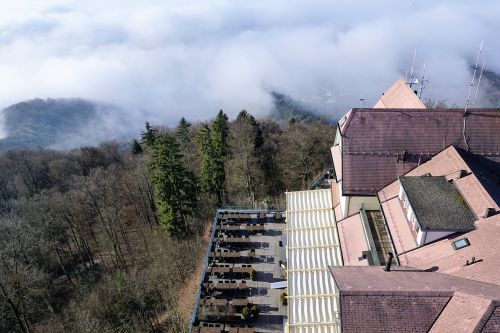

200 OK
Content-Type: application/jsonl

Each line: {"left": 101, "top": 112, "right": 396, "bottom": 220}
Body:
{"left": 348, "top": 196, "right": 380, "bottom": 216}
{"left": 339, "top": 180, "right": 349, "bottom": 219}
{"left": 417, "top": 230, "right": 425, "bottom": 245}
{"left": 424, "top": 230, "right": 454, "bottom": 244}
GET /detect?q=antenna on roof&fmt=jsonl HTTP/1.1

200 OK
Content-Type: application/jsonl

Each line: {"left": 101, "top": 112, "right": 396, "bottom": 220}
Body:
{"left": 408, "top": 49, "right": 417, "bottom": 88}
{"left": 360, "top": 98, "right": 365, "bottom": 108}
{"left": 472, "top": 58, "right": 485, "bottom": 105}
{"left": 418, "top": 58, "right": 430, "bottom": 99}
{"left": 465, "top": 41, "right": 484, "bottom": 111}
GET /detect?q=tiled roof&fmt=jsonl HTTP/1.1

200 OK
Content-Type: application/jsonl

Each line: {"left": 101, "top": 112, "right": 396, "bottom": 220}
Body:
{"left": 400, "top": 215, "right": 500, "bottom": 286}
{"left": 330, "top": 266, "right": 500, "bottom": 333}
{"left": 375, "top": 146, "right": 500, "bottom": 286}
{"left": 340, "top": 108, "right": 500, "bottom": 195}
{"left": 373, "top": 78, "right": 427, "bottom": 109}
{"left": 337, "top": 213, "right": 369, "bottom": 266}
{"left": 330, "top": 266, "right": 500, "bottom": 299}
{"left": 429, "top": 292, "right": 494, "bottom": 333}
{"left": 400, "top": 176, "right": 476, "bottom": 231}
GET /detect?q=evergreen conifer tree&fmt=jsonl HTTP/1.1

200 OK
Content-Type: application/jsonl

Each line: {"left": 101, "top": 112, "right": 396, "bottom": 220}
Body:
{"left": 176, "top": 117, "right": 191, "bottom": 143}
{"left": 196, "top": 110, "right": 229, "bottom": 206}
{"left": 141, "top": 121, "right": 157, "bottom": 148}
{"left": 149, "top": 133, "right": 198, "bottom": 239}
{"left": 130, "top": 139, "right": 143, "bottom": 155}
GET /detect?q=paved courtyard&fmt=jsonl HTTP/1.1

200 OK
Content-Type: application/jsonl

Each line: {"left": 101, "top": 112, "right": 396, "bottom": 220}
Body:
{"left": 191, "top": 210, "right": 287, "bottom": 333}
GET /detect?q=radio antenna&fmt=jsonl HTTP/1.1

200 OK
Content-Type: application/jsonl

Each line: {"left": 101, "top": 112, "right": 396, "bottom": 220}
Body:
{"left": 472, "top": 59, "right": 485, "bottom": 105}
{"left": 418, "top": 58, "right": 429, "bottom": 99}
{"left": 409, "top": 49, "right": 417, "bottom": 88}
{"left": 465, "top": 41, "right": 483, "bottom": 111}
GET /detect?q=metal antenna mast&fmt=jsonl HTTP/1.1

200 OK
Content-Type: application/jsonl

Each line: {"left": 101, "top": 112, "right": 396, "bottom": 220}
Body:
{"left": 418, "top": 58, "right": 429, "bottom": 99}
{"left": 472, "top": 58, "right": 485, "bottom": 105}
{"left": 465, "top": 41, "right": 483, "bottom": 111}
{"left": 409, "top": 49, "right": 417, "bottom": 88}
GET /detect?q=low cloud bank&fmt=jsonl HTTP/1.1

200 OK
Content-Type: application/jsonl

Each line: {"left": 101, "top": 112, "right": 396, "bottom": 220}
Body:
{"left": 0, "top": 0, "right": 498, "bottom": 144}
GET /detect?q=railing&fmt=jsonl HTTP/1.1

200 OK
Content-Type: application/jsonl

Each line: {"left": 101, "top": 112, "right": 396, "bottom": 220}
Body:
{"left": 189, "top": 214, "right": 218, "bottom": 333}
{"left": 359, "top": 206, "right": 381, "bottom": 266}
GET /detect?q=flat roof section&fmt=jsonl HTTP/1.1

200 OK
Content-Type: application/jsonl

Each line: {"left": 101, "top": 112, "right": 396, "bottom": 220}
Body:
{"left": 286, "top": 189, "right": 343, "bottom": 333}
{"left": 400, "top": 176, "right": 476, "bottom": 231}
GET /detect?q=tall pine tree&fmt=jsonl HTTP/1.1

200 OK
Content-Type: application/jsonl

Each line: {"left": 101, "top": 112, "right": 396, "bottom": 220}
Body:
{"left": 130, "top": 139, "right": 143, "bottom": 155}
{"left": 141, "top": 121, "right": 157, "bottom": 148}
{"left": 149, "top": 133, "right": 198, "bottom": 239}
{"left": 176, "top": 117, "right": 191, "bottom": 143}
{"left": 210, "top": 110, "right": 229, "bottom": 205}
{"left": 196, "top": 110, "right": 229, "bottom": 206}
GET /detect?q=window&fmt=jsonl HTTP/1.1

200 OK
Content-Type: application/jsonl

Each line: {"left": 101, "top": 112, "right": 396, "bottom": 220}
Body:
{"left": 452, "top": 238, "right": 470, "bottom": 250}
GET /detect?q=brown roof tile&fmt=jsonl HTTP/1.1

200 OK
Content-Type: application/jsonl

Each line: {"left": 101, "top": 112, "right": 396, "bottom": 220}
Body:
{"left": 400, "top": 215, "right": 500, "bottom": 286}
{"left": 429, "top": 292, "right": 494, "bottom": 333}
{"left": 340, "top": 108, "right": 500, "bottom": 195}
{"left": 373, "top": 78, "right": 427, "bottom": 109}
{"left": 330, "top": 266, "right": 500, "bottom": 333}
{"left": 330, "top": 266, "right": 500, "bottom": 299}
{"left": 337, "top": 213, "right": 369, "bottom": 266}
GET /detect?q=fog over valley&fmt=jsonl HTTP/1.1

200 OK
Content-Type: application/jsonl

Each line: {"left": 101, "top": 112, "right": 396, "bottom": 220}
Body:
{"left": 0, "top": 0, "right": 499, "bottom": 148}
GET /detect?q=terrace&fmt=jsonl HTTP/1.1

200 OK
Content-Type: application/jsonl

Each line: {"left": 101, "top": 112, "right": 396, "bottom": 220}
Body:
{"left": 190, "top": 209, "right": 287, "bottom": 333}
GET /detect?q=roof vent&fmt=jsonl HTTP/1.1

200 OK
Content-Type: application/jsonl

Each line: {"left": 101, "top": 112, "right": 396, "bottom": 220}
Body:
{"left": 396, "top": 150, "right": 407, "bottom": 163}
{"left": 482, "top": 208, "right": 497, "bottom": 219}
{"left": 456, "top": 170, "right": 468, "bottom": 179}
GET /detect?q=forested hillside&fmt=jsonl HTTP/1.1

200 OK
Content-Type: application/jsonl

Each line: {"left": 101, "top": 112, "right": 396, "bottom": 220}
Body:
{"left": 0, "top": 110, "right": 334, "bottom": 332}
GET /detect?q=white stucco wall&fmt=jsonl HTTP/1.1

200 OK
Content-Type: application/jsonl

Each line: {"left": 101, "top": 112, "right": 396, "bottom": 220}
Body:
{"left": 348, "top": 196, "right": 380, "bottom": 216}
{"left": 424, "top": 230, "right": 455, "bottom": 244}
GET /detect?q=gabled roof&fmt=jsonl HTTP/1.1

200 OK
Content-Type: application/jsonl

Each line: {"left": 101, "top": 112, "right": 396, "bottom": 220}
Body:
{"left": 374, "top": 78, "right": 426, "bottom": 109}
{"left": 429, "top": 292, "right": 494, "bottom": 333}
{"left": 400, "top": 176, "right": 476, "bottom": 231}
{"left": 340, "top": 108, "right": 500, "bottom": 195}
{"left": 330, "top": 266, "right": 500, "bottom": 299}
{"left": 377, "top": 146, "right": 500, "bottom": 283}
{"left": 400, "top": 215, "right": 500, "bottom": 286}
{"left": 330, "top": 266, "right": 500, "bottom": 333}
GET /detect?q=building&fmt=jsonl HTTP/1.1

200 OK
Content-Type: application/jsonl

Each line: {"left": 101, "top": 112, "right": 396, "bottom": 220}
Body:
{"left": 378, "top": 145, "right": 499, "bottom": 267}
{"left": 373, "top": 78, "right": 427, "bottom": 109}
{"left": 330, "top": 266, "right": 500, "bottom": 333}
{"left": 331, "top": 143, "right": 500, "bottom": 332}
{"left": 285, "top": 78, "right": 500, "bottom": 332}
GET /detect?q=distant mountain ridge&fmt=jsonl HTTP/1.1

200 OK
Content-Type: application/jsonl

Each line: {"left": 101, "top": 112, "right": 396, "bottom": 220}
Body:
{"left": 270, "top": 91, "right": 330, "bottom": 123}
{"left": 0, "top": 91, "right": 338, "bottom": 152}
{"left": 0, "top": 98, "right": 100, "bottom": 151}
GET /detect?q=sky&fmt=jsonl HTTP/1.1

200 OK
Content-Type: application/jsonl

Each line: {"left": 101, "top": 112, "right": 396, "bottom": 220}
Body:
{"left": 0, "top": 0, "right": 499, "bottom": 141}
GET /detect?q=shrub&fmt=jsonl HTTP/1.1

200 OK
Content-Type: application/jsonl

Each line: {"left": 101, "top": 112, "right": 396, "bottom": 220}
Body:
{"left": 250, "top": 269, "right": 257, "bottom": 281}
{"left": 280, "top": 292, "right": 287, "bottom": 306}
{"left": 242, "top": 306, "right": 251, "bottom": 319}
{"left": 250, "top": 305, "right": 259, "bottom": 317}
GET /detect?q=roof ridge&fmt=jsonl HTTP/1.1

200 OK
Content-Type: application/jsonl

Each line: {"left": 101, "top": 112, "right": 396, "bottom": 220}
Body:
{"left": 351, "top": 108, "right": 500, "bottom": 112}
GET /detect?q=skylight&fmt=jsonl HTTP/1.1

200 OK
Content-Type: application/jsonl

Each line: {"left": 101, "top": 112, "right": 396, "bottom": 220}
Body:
{"left": 452, "top": 238, "right": 470, "bottom": 250}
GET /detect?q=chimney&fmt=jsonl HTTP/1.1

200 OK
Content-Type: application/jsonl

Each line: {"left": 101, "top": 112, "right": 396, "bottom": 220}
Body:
{"left": 384, "top": 252, "right": 394, "bottom": 272}
{"left": 456, "top": 170, "right": 468, "bottom": 179}
{"left": 482, "top": 208, "right": 497, "bottom": 219}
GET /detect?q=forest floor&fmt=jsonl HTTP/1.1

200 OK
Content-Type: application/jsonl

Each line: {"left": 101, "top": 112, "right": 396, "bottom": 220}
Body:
{"left": 176, "top": 222, "right": 212, "bottom": 327}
